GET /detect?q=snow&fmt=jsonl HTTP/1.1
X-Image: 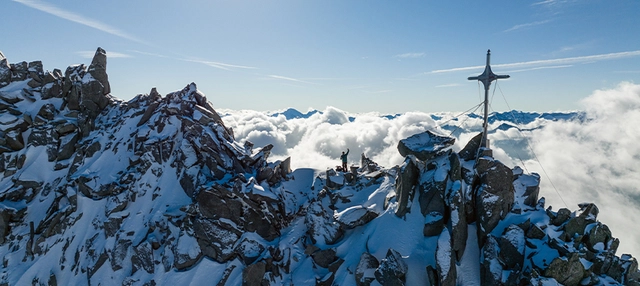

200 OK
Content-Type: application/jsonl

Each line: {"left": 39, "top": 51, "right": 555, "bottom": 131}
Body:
{"left": 245, "top": 180, "right": 279, "bottom": 201}
{"left": 580, "top": 257, "right": 593, "bottom": 270}
{"left": 328, "top": 173, "right": 345, "bottom": 185}
{"left": 401, "top": 131, "right": 451, "bottom": 152}
{"left": 81, "top": 72, "right": 95, "bottom": 84}
{"left": 436, "top": 228, "right": 452, "bottom": 278}
{"left": 334, "top": 205, "right": 370, "bottom": 225}
{"left": 425, "top": 212, "right": 443, "bottom": 223}
{"left": 457, "top": 224, "right": 481, "bottom": 285}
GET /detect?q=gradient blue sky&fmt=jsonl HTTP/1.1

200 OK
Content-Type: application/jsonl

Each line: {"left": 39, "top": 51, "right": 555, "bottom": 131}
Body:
{"left": 2, "top": 0, "right": 640, "bottom": 113}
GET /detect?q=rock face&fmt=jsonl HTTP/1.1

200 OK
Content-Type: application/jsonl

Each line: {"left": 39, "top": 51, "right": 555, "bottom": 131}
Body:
{"left": 474, "top": 155, "right": 515, "bottom": 245}
{"left": 0, "top": 49, "right": 638, "bottom": 286}
{"left": 80, "top": 48, "right": 111, "bottom": 120}
{"left": 544, "top": 253, "right": 586, "bottom": 285}
{"left": 394, "top": 156, "right": 419, "bottom": 217}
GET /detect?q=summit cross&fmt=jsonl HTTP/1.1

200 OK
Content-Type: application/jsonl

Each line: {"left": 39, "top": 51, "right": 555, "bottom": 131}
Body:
{"left": 468, "top": 49, "right": 510, "bottom": 148}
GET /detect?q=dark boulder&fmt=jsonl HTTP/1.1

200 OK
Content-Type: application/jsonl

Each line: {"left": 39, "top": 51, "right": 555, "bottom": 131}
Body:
{"left": 475, "top": 157, "right": 514, "bottom": 244}
{"left": 311, "top": 248, "right": 337, "bottom": 268}
{"left": 499, "top": 225, "right": 525, "bottom": 269}
{"left": 235, "top": 237, "right": 266, "bottom": 265}
{"left": 564, "top": 203, "right": 599, "bottom": 238}
{"left": 173, "top": 231, "right": 203, "bottom": 271}
{"left": 355, "top": 252, "right": 379, "bottom": 286}
{"left": 37, "top": 103, "right": 56, "bottom": 121}
{"left": 448, "top": 179, "right": 467, "bottom": 261}
{"left": 395, "top": 156, "right": 419, "bottom": 217}
{"left": 334, "top": 205, "right": 378, "bottom": 229}
{"left": 0, "top": 55, "right": 11, "bottom": 88}
{"left": 5, "top": 130, "right": 24, "bottom": 151}
{"left": 374, "top": 249, "right": 408, "bottom": 286}
{"left": 80, "top": 48, "right": 111, "bottom": 120}
{"left": 306, "top": 201, "right": 343, "bottom": 245}
{"left": 544, "top": 253, "right": 586, "bottom": 285}
{"left": 87, "top": 47, "right": 110, "bottom": 95}
{"left": 480, "top": 235, "right": 502, "bottom": 285}
{"left": 458, "top": 132, "right": 483, "bottom": 161}
{"left": 586, "top": 222, "right": 612, "bottom": 252}
{"left": 131, "top": 241, "right": 154, "bottom": 274}
{"left": 551, "top": 208, "right": 571, "bottom": 226}
{"left": 10, "top": 61, "right": 28, "bottom": 81}
{"left": 193, "top": 218, "right": 240, "bottom": 263}
{"left": 419, "top": 157, "right": 448, "bottom": 237}
{"left": 242, "top": 261, "right": 266, "bottom": 286}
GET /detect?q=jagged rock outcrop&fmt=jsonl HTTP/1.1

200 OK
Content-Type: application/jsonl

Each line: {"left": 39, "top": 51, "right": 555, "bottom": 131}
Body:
{"left": 0, "top": 49, "right": 638, "bottom": 286}
{"left": 0, "top": 49, "right": 303, "bottom": 285}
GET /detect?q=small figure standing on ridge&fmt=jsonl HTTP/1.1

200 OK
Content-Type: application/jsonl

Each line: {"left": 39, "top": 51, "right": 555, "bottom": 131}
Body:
{"left": 340, "top": 148, "right": 350, "bottom": 171}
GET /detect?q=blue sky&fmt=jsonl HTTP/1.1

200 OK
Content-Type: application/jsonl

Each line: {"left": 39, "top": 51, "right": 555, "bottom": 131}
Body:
{"left": 2, "top": 0, "right": 640, "bottom": 113}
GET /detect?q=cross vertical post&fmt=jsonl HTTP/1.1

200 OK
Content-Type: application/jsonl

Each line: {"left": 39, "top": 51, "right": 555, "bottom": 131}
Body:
{"left": 468, "top": 49, "right": 510, "bottom": 148}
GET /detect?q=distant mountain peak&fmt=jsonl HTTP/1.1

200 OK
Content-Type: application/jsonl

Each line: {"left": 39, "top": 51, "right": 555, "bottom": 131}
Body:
{"left": 269, "top": 107, "right": 319, "bottom": 119}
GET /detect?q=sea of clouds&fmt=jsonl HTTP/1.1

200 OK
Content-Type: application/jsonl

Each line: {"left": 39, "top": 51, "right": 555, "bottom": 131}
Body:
{"left": 220, "top": 81, "right": 640, "bottom": 257}
{"left": 522, "top": 82, "right": 640, "bottom": 258}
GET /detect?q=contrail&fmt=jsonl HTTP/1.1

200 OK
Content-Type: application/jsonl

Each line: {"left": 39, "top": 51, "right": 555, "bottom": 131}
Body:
{"left": 431, "top": 50, "right": 640, "bottom": 74}
{"left": 13, "top": 0, "right": 147, "bottom": 45}
{"left": 269, "top": 75, "right": 317, "bottom": 85}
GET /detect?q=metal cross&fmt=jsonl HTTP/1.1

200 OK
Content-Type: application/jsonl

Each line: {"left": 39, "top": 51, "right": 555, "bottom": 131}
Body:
{"left": 468, "top": 49, "right": 510, "bottom": 148}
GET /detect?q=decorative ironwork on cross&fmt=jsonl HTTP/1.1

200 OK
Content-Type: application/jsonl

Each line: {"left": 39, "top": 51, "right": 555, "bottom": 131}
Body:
{"left": 468, "top": 49, "right": 510, "bottom": 148}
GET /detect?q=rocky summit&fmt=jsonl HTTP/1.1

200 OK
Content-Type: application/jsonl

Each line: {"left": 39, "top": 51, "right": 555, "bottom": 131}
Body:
{"left": 0, "top": 48, "right": 638, "bottom": 285}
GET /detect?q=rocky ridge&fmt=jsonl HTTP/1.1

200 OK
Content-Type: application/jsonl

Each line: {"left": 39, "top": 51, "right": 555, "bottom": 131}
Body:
{"left": 0, "top": 49, "right": 637, "bottom": 285}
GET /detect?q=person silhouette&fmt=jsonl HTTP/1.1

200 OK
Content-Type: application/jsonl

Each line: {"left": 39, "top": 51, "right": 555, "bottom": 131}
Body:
{"left": 340, "top": 148, "right": 350, "bottom": 171}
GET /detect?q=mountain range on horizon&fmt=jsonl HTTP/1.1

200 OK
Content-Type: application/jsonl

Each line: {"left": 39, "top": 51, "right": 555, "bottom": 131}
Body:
{"left": 262, "top": 106, "right": 582, "bottom": 124}
{"left": 0, "top": 48, "right": 638, "bottom": 285}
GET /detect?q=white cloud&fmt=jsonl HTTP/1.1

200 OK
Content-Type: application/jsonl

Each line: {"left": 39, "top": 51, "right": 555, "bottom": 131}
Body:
{"left": 523, "top": 82, "right": 640, "bottom": 257}
{"left": 14, "top": 0, "right": 146, "bottom": 45}
{"left": 222, "top": 107, "right": 437, "bottom": 171}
